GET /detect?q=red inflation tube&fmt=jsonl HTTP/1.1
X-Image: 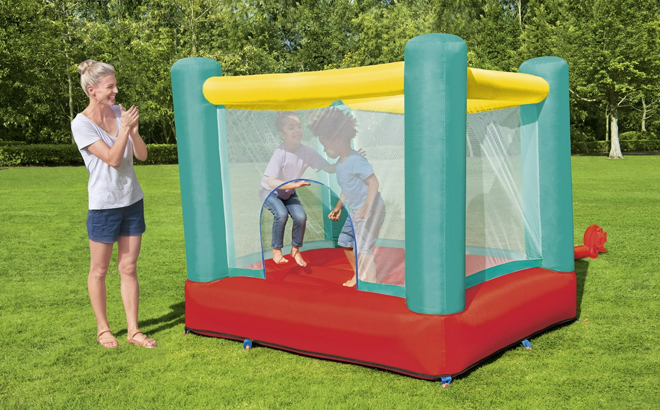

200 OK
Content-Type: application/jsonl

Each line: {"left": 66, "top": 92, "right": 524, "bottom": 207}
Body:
{"left": 574, "top": 224, "right": 607, "bottom": 260}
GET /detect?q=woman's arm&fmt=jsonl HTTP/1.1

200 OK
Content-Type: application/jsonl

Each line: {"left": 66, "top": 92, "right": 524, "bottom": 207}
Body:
{"left": 128, "top": 110, "right": 148, "bottom": 161}
{"left": 86, "top": 105, "right": 139, "bottom": 168}
{"left": 130, "top": 130, "right": 148, "bottom": 162}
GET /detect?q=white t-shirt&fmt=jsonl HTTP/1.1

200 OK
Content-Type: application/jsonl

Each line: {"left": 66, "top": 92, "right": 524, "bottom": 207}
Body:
{"left": 71, "top": 106, "right": 144, "bottom": 210}
{"left": 259, "top": 143, "right": 328, "bottom": 201}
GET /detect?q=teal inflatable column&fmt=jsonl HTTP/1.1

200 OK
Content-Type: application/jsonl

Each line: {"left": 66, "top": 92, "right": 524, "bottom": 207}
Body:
{"left": 404, "top": 34, "right": 467, "bottom": 314}
{"left": 171, "top": 58, "right": 228, "bottom": 282}
{"left": 519, "top": 57, "right": 574, "bottom": 272}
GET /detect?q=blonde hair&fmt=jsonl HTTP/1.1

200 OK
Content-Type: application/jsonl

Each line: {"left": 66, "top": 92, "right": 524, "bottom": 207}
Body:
{"left": 78, "top": 59, "right": 115, "bottom": 97}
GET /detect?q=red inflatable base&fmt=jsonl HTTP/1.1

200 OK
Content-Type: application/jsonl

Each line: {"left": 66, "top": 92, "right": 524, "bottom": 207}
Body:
{"left": 185, "top": 250, "right": 576, "bottom": 380}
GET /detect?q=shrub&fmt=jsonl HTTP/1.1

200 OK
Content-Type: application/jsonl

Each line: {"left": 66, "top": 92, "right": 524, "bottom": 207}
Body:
{"left": 620, "top": 140, "right": 660, "bottom": 152}
{"left": 0, "top": 144, "right": 83, "bottom": 167}
{"left": 571, "top": 130, "right": 608, "bottom": 154}
{"left": 0, "top": 141, "right": 27, "bottom": 147}
{"left": 571, "top": 131, "right": 660, "bottom": 154}
{"left": 619, "top": 131, "right": 658, "bottom": 141}
{"left": 0, "top": 144, "right": 178, "bottom": 167}
{"left": 618, "top": 131, "right": 660, "bottom": 151}
{"left": 139, "top": 144, "right": 178, "bottom": 165}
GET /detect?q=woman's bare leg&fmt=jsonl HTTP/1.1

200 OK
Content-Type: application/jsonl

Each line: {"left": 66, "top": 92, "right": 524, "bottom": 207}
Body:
{"left": 117, "top": 235, "right": 141, "bottom": 332}
{"left": 88, "top": 240, "right": 117, "bottom": 347}
{"left": 117, "top": 235, "right": 156, "bottom": 347}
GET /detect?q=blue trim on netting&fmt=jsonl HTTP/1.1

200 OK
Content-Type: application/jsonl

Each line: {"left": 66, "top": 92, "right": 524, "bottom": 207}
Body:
{"left": 216, "top": 106, "right": 237, "bottom": 268}
{"left": 259, "top": 179, "right": 360, "bottom": 288}
{"left": 234, "top": 240, "right": 337, "bottom": 269}
{"left": 357, "top": 280, "right": 405, "bottom": 298}
{"left": 465, "top": 259, "right": 542, "bottom": 289}
{"left": 466, "top": 246, "right": 528, "bottom": 260}
{"left": 228, "top": 268, "right": 264, "bottom": 278}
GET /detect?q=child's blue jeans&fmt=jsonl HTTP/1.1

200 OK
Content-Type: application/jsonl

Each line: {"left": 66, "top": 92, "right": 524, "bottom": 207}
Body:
{"left": 263, "top": 191, "right": 306, "bottom": 249}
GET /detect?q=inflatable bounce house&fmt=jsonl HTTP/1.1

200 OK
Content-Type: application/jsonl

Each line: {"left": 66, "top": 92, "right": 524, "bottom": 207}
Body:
{"left": 170, "top": 34, "right": 597, "bottom": 382}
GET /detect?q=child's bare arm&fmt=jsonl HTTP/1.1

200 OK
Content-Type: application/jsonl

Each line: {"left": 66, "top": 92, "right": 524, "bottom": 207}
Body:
{"left": 321, "top": 149, "right": 366, "bottom": 174}
{"left": 356, "top": 174, "right": 379, "bottom": 219}
{"left": 267, "top": 176, "right": 310, "bottom": 190}
{"left": 322, "top": 163, "right": 336, "bottom": 173}
{"left": 328, "top": 196, "right": 344, "bottom": 221}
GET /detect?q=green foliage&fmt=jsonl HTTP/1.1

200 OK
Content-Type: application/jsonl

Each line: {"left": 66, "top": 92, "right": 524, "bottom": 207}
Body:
{"left": 0, "top": 144, "right": 83, "bottom": 167}
{"left": 1, "top": 0, "right": 659, "bottom": 152}
{"left": 559, "top": 0, "right": 660, "bottom": 154}
{"left": 139, "top": 144, "right": 178, "bottom": 165}
{"left": 472, "top": 0, "right": 524, "bottom": 71}
{"left": 571, "top": 131, "right": 660, "bottom": 153}
{"left": 333, "top": 0, "right": 435, "bottom": 68}
{"left": 0, "top": 144, "right": 178, "bottom": 167}
{"left": 571, "top": 130, "right": 608, "bottom": 154}
{"left": 0, "top": 0, "right": 80, "bottom": 144}
{"left": 619, "top": 131, "right": 660, "bottom": 151}
{"left": 620, "top": 131, "right": 658, "bottom": 141}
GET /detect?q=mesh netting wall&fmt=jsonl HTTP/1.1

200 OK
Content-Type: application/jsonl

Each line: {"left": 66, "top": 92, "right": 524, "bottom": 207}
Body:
{"left": 465, "top": 107, "right": 538, "bottom": 275}
{"left": 220, "top": 105, "right": 537, "bottom": 288}
{"left": 221, "top": 106, "right": 405, "bottom": 285}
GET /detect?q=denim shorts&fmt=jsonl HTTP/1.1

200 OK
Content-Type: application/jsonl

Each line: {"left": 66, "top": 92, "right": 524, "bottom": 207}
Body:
{"left": 87, "top": 199, "right": 146, "bottom": 243}
{"left": 337, "top": 195, "right": 385, "bottom": 254}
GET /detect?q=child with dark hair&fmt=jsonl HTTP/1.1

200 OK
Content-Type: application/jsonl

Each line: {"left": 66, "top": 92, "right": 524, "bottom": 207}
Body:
{"left": 310, "top": 108, "right": 385, "bottom": 287}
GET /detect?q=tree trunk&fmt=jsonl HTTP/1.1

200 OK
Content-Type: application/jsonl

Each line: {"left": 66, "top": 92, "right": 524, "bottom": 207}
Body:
{"left": 163, "top": 118, "right": 171, "bottom": 144}
{"left": 68, "top": 74, "right": 74, "bottom": 121}
{"left": 608, "top": 105, "right": 623, "bottom": 159}
{"left": 605, "top": 111, "right": 609, "bottom": 142}
{"left": 518, "top": 0, "right": 523, "bottom": 26}
{"left": 68, "top": 73, "right": 75, "bottom": 144}
{"left": 641, "top": 97, "right": 647, "bottom": 132}
{"left": 64, "top": 31, "right": 74, "bottom": 142}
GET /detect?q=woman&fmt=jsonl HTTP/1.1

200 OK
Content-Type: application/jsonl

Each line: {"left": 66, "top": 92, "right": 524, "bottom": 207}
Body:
{"left": 71, "top": 59, "right": 156, "bottom": 348}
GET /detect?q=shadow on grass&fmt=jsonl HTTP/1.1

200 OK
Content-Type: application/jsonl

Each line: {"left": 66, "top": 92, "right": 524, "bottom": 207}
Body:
{"left": 575, "top": 259, "right": 589, "bottom": 318}
{"left": 447, "top": 261, "right": 591, "bottom": 384}
{"left": 115, "top": 301, "right": 185, "bottom": 337}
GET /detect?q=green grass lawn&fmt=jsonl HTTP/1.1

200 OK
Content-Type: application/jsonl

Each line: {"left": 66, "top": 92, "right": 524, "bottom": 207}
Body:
{"left": 1, "top": 157, "right": 658, "bottom": 409}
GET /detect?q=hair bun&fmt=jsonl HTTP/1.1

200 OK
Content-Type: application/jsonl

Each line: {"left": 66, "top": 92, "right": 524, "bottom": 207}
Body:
{"left": 78, "top": 59, "right": 97, "bottom": 75}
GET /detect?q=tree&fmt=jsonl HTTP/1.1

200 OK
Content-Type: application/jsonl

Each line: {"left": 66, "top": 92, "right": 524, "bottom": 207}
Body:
{"left": 334, "top": 0, "right": 434, "bottom": 68}
{"left": 471, "top": 0, "right": 523, "bottom": 71}
{"left": 434, "top": 0, "right": 523, "bottom": 71}
{"left": 0, "top": 0, "right": 76, "bottom": 143}
{"left": 561, "top": 0, "right": 660, "bottom": 158}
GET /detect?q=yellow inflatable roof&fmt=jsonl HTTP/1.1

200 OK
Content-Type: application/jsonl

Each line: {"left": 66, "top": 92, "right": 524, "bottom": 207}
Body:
{"left": 203, "top": 61, "right": 549, "bottom": 114}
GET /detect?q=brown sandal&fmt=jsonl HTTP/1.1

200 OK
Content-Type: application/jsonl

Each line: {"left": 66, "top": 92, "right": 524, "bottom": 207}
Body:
{"left": 127, "top": 330, "right": 157, "bottom": 348}
{"left": 97, "top": 329, "right": 119, "bottom": 348}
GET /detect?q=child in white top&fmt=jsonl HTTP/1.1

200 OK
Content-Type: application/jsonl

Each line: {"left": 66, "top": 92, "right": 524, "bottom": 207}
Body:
{"left": 259, "top": 111, "right": 336, "bottom": 266}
